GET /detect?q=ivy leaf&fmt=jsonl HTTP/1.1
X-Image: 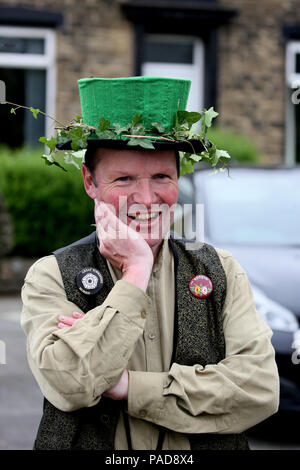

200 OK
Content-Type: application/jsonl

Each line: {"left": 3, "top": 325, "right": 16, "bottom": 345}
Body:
{"left": 98, "top": 117, "right": 110, "bottom": 132}
{"left": 177, "top": 111, "right": 202, "bottom": 127}
{"left": 215, "top": 149, "right": 231, "bottom": 161}
{"left": 67, "top": 127, "right": 88, "bottom": 150}
{"left": 131, "top": 123, "right": 146, "bottom": 135}
{"left": 64, "top": 153, "right": 81, "bottom": 170}
{"left": 127, "top": 138, "right": 154, "bottom": 149}
{"left": 179, "top": 153, "right": 196, "bottom": 177}
{"left": 189, "top": 153, "right": 203, "bottom": 162}
{"left": 39, "top": 136, "right": 57, "bottom": 153}
{"left": 69, "top": 149, "right": 85, "bottom": 160}
{"left": 30, "top": 107, "right": 40, "bottom": 119}
{"left": 151, "top": 122, "right": 165, "bottom": 133}
{"left": 42, "top": 152, "right": 54, "bottom": 164}
{"left": 127, "top": 138, "right": 142, "bottom": 146}
{"left": 113, "top": 123, "right": 131, "bottom": 135}
{"left": 132, "top": 113, "right": 143, "bottom": 127}
{"left": 138, "top": 139, "right": 155, "bottom": 150}
{"left": 56, "top": 130, "right": 70, "bottom": 145}
{"left": 203, "top": 107, "right": 219, "bottom": 128}
{"left": 210, "top": 148, "right": 231, "bottom": 166}
{"left": 42, "top": 153, "right": 67, "bottom": 172}
{"left": 174, "top": 128, "right": 190, "bottom": 140}
{"left": 95, "top": 129, "right": 116, "bottom": 140}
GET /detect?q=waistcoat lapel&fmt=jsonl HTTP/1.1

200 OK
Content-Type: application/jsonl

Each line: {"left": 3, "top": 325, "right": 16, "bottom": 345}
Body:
{"left": 169, "top": 237, "right": 226, "bottom": 367}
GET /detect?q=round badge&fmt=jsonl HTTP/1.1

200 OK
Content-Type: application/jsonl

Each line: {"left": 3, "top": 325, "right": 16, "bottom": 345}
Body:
{"left": 76, "top": 268, "right": 104, "bottom": 295}
{"left": 189, "top": 275, "right": 213, "bottom": 299}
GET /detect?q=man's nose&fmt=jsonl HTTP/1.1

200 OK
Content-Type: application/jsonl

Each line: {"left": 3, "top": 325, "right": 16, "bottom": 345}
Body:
{"left": 132, "top": 178, "right": 157, "bottom": 206}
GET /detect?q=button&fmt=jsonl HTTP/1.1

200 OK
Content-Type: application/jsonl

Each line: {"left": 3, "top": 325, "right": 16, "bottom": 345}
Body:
{"left": 141, "top": 311, "right": 146, "bottom": 319}
{"left": 148, "top": 333, "right": 156, "bottom": 340}
{"left": 139, "top": 409, "right": 147, "bottom": 418}
{"left": 100, "top": 414, "right": 110, "bottom": 424}
{"left": 76, "top": 267, "right": 104, "bottom": 296}
{"left": 189, "top": 275, "right": 213, "bottom": 299}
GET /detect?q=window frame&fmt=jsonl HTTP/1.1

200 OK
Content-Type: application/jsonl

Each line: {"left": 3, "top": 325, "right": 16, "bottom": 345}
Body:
{"left": 0, "top": 25, "right": 56, "bottom": 140}
{"left": 141, "top": 34, "right": 204, "bottom": 111}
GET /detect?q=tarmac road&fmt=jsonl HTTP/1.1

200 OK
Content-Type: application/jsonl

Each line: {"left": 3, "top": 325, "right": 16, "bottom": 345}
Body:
{"left": 0, "top": 294, "right": 300, "bottom": 451}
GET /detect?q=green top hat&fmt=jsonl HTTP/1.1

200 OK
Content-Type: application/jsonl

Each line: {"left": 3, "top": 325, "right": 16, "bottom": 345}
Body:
{"left": 50, "top": 76, "right": 230, "bottom": 175}
{"left": 78, "top": 76, "right": 191, "bottom": 132}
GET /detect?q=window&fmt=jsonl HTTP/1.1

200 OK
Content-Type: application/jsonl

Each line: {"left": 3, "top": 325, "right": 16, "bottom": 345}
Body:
{"left": 0, "top": 26, "right": 56, "bottom": 148}
{"left": 285, "top": 41, "right": 300, "bottom": 165}
{"left": 142, "top": 34, "right": 204, "bottom": 111}
{"left": 141, "top": 34, "right": 205, "bottom": 238}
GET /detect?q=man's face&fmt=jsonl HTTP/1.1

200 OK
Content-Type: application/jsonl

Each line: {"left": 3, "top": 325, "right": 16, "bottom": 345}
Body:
{"left": 82, "top": 148, "right": 179, "bottom": 254}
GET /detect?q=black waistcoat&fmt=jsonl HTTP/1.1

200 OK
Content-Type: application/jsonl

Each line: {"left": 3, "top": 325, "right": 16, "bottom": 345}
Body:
{"left": 34, "top": 232, "right": 248, "bottom": 450}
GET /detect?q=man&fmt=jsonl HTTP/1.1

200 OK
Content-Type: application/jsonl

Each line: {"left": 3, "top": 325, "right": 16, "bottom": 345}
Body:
{"left": 21, "top": 77, "right": 279, "bottom": 450}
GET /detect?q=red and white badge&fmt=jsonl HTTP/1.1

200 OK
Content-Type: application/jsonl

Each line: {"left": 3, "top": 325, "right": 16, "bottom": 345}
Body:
{"left": 189, "top": 275, "right": 213, "bottom": 298}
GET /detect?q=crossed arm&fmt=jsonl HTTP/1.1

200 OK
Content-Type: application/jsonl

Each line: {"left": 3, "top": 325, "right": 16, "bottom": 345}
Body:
{"left": 58, "top": 312, "right": 129, "bottom": 401}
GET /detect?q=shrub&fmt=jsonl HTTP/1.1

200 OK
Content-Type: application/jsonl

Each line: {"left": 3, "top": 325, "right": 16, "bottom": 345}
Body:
{"left": 0, "top": 147, "right": 94, "bottom": 257}
{"left": 207, "top": 127, "right": 261, "bottom": 164}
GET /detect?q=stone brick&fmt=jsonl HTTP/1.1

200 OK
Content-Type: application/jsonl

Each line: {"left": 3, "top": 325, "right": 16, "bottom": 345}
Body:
{"left": 219, "top": 0, "right": 300, "bottom": 163}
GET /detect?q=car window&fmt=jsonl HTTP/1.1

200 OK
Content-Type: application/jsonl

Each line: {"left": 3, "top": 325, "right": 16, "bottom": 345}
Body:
{"left": 194, "top": 169, "right": 300, "bottom": 245}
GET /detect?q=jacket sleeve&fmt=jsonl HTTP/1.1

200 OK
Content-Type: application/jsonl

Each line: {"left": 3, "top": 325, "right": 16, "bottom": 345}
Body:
{"left": 21, "top": 255, "right": 150, "bottom": 412}
{"left": 127, "top": 254, "right": 280, "bottom": 434}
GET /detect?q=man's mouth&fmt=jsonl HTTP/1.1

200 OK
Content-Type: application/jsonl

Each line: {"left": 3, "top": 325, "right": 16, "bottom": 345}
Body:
{"left": 127, "top": 211, "right": 161, "bottom": 222}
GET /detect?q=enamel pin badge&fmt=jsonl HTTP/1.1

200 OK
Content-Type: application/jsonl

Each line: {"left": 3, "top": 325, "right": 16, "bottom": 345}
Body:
{"left": 189, "top": 275, "right": 213, "bottom": 299}
{"left": 76, "top": 267, "right": 104, "bottom": 295}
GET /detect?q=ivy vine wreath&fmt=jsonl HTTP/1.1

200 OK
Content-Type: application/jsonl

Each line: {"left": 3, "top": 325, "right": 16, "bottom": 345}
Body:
{"left": 3, "top": 76, "right": 231, "bottom": 176}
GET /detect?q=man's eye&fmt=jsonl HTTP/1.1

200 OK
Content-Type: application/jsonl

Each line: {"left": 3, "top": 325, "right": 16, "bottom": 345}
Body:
{"left": 154, "top": 174, "right": 168, "bottom": 179}
{"left": 116, "top": 176, "right": 130, "bottom": 182}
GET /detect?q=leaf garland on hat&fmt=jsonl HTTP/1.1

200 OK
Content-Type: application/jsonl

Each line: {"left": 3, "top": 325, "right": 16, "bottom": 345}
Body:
{"left": 3, "top": 100, "right": 230, "bottom": 175}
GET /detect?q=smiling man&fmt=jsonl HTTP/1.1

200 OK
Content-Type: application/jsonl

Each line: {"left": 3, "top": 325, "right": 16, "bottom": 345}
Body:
{"left": 83, "top": 148, "right": 179, "bottom": 258}
{"left": 21, "top": 77, "right": 279, "bottom": 451}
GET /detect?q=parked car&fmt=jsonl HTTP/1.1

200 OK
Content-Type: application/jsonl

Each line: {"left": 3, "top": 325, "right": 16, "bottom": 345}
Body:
{"left": 190, "top": 166, "right": 300, "bottom": 423}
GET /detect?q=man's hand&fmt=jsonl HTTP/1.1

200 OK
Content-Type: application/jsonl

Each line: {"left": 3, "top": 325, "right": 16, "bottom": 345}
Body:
{"left": 95, "top": 200, "right": 153, "bottom": 292}
{"left": 103, "top": 369, "right": 129, "bottom": 400}
{"left": 58, "top": 311, "right": 84, "bottom": 328}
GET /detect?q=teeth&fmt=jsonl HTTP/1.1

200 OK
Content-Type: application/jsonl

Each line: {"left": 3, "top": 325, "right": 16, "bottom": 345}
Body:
{"left": 128, "top": 212, "right": 160, "bottom": 221}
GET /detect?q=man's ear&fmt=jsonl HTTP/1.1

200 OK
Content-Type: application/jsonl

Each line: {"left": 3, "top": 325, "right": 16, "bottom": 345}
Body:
{"left": 82, "top": 163, "right": 97, "bottom": 199}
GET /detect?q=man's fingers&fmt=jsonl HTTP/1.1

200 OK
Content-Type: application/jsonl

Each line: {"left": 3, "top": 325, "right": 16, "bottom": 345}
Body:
{"left": 58, "top": 322, "right": 70, "bottom": 329}
{"left": 73, "top": 312, "right": 84, "bottom": 319}
{"left": 57, "top": 312, "right": 84, "bottom": 329}
{"left": 58, "top": 315, "right": 76, "bottom": 326}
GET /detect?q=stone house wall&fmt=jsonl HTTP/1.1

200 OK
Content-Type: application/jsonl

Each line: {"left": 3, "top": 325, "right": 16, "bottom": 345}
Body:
{"left": 0, "top": 0, "right": 133, "bottom": 124}
{"left": 219, "top": 0, "right": 300, "bottom": 164}
{"left": 1, "top": 0, "right": 300, "bottom": 163}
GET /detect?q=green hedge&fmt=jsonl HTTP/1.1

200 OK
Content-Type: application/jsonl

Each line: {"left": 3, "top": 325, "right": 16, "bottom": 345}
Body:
{"left": 0, "top": 147, "right": 94, "bottom": 257}
{"left": 207, "top": 127, "right": 261, "bottom": 164}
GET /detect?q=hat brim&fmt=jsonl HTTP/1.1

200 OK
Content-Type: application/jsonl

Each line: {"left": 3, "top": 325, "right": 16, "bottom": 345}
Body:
{"left": 57, "top": 138, "right": 206, "bottom": 153}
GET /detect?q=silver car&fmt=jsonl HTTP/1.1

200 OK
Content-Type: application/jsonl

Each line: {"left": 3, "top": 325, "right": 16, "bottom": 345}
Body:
{"left": 190, "top": 166, "right": 300, "bottom": 418}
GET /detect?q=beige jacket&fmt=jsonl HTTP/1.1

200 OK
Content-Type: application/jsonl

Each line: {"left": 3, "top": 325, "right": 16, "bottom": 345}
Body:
{"left": 21, "top": 239, "right": 279, "bottom": 450}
